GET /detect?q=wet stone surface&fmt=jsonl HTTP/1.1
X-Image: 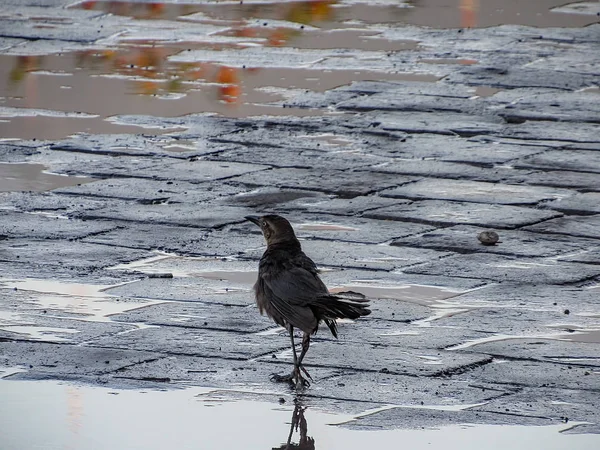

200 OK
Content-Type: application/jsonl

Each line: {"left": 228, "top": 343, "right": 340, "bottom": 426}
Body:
{"left": 0, "top": 0, "right": 599, "bottom": 445}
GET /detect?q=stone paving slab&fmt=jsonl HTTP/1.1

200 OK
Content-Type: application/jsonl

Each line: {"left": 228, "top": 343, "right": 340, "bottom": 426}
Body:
{"left": 545, "top": 193, "right": 600, "bottom": 215}
{"left": 514, "top": 150, "right": 600, "bottom": 174}
{"left": 448, "top": 283, "right": 600, "bottom": 313}
{"left": 0, "top": 210, "right": 116, "bottom": 240}
{"left": 50, "top": 133, "right": 233, "bottom": 158}
{"left": 73, "top": 203, "right": 252, "bottom": 229}
{"left": 83, "top": 222, "right": 211, "bottom": 253}
{"left": 455, "top": 357, "right": 599, "bottom": 392}
{"left": 0, "top": 341, "right": 158, "bottom": 376}
{"left": 380, "top": 178, "right": 573, "bottom": 205}
{"left": 346, "top": 405, "right": 552, "bottom": 430}
{"left": 457, "top": 338, "right": 600, "bottom": 369}
{"left": 109, "top": 301, "right": 274, "bottom": 334}
{"left": 56, "top": 177, "right": 240, "bottom": 203}
{"left": 404, "top": 253, "right": 600, "bottom": 284}
{"left": 434, "top": 307, "right": 600, "bottom": 337}
{"left": 365, "top": 159, "right": 500, "bottom": 181}
{"left": 360, "top": 133, "right": 544, "bottom": 164}
{"left": 256, "top": 339, "right": 492, "bottom": 377}
{"left": 364, "top": 200, "right": 562, "bottom": 229}
{"left": 524, "top": 214, "right": 600, "bottom": 240}
{"left": 88, "top": 325, "right": 284, "bottom": 360}
{"left": 276, "top": 194, "right": 402, "bottom": 216}
{"left": 470, "top": 388, "right": 599, "bottom": 428}
{"left": 227, "top": 167, "right": 416, "bottom": 198}
{"left": 243, "top": 240, "right": 452, "bottom": 271}
{"left": 0, "top": 238, "right": 153, "bottom": 271}
{"left": 239, "top": 213, "right": 437, "bottom": 245}
{"left": 210, "top": 144, "right": 391, "bottom": 171}
{"left": 219, "top": 187, "right": 328, "bottom": 210}
{"left": 104, "top": 277, "right": 254, "bottom": 306}
{"left": 391, "top": 224, "right": 600, "bottom": 258}
{"left": 0, "top": 313, "right": 137, "bottom": 344}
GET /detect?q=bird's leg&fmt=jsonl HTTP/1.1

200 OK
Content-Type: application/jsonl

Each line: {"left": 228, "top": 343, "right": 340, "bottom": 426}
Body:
{"left": 270, "top": 326, "right": 303, "bottom": 385}
{"left": 296, "top": 333, "right": 313, "bottom": 381}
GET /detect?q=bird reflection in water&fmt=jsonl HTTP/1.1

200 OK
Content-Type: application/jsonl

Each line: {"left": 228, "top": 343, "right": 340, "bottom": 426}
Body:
{"left": 273, "top": 400, "right": 315, "bottom": 450}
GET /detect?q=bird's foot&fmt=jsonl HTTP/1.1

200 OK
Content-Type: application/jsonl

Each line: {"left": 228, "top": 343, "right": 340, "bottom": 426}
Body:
{"left": 270, "top": 372, "right": 295, "bottom": 383}
{"left": 270, "top": 366, "right": 311, "bottom": 389}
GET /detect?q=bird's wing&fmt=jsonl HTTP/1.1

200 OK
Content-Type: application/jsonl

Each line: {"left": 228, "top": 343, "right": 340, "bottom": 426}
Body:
{"left": 260, "top": 266, "right": 327, "bottom": 333}
{"left": 262, "top": 266, "right": 328, "bottom": 306}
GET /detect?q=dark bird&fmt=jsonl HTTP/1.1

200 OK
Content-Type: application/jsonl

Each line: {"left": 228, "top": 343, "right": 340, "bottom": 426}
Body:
{"left": 245, "top": 214, "right": 371, "bottom": 388}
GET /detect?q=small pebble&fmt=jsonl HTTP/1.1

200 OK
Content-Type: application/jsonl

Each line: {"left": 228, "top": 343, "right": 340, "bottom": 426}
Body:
{"left": 478, "top": 230, "right": 500, "bottom": 246}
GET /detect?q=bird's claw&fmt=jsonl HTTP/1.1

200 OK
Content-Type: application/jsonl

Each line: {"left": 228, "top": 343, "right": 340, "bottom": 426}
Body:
{"left": 269, "top": 369, "right": 311, "bottom": 389}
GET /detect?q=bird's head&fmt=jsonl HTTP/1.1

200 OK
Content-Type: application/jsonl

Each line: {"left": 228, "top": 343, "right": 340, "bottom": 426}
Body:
{"left": 245, "top": 214, "right": 298, "bottom": 246}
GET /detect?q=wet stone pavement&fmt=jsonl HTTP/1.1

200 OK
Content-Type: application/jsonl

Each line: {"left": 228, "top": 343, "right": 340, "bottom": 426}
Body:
{"left": 1, "top": 0, "right": 600, "bottom": 448}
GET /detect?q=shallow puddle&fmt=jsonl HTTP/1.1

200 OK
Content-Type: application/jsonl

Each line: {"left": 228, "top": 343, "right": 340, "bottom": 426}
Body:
{"left": 298, "top": 222, "right": 360, "bottom": 232}
{"left": 110, "top": 253, "right": 258, "bottom": 283}
{"left": 75, "top": 0, "right": 600, "bottom": 29}
{"left": 0, "top": 162, "right": 94, "bottom": 192}
{"left": 0, "top": 379, "right": 597, "bottom": 450}
{"left": 330, "top": 282, "right": 465, "bottom": 306}
{"left": 0, "top": 278, "right": 162, "bottom": 340}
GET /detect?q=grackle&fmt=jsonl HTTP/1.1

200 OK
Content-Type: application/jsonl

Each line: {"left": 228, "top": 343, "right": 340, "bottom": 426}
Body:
{"left": 245, "top": 214, "right": 371, "bottom": 389}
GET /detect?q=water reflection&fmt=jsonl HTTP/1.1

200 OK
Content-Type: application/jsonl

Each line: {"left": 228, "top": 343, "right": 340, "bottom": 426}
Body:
{"left": 75, "top": 0, "right": 600, "bottom": 29}
{"left": 274, "top": 401, "right": 315, "bottom": 450}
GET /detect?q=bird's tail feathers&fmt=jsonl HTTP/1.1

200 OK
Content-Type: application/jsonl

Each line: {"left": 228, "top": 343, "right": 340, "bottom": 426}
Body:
{"left": 312, "top": 294, "right": 371, "bottom": 338}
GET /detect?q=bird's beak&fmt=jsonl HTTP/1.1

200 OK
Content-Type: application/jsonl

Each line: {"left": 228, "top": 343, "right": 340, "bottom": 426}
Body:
{"left": 244, "top": 215, "right": 261, "bottom": 227}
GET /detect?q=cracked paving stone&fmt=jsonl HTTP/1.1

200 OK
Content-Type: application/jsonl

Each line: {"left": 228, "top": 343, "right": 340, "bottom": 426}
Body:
{"left": 344, "top": 405, "right": 553, "bottom": 430}
{"left": 226, "top": 167, "right": 416, "bottom": 198}
{"left": 0, "top": 191, "right": 108, "bottom": 215}
{"left": 103, "top": 277, "right": 254, "bottom": 306}
{"left": 83, "top": 223, "right": 211, "bottom": 253}
{"left": 236, "top": 212, "right": 437, "bottom": 245}
{"left": 514, "top": 150, "right": 600, "bottom": 174}
{"left": 0, "top": 210, "right": 116, "bottom": 240}
{"left": 87, "top": 326, "right": 285, "bottom": 360}
{"left": 385, "top": 134, "right": 543, "bottom": 164}
{"left": 380, "top": 178, "right": 574, "bottom": 205}
{"left": 363, "top": 200, "right": 562, "bottom": 229}
{"left": 50, "top": 134, "right": 233, "bottom": 158}
{"left": 456, "top": 338, "right": 600, "bottom": 369}
{"left": 109, "top": 354, "right": 341, "bottom": 390}
{"left": 0, "top": 341, "right": 158, "bottom": 376}
{"left": 434, "top": 307, "right": 600, "bottom": 337}
{"left": 243, "top": 240, "right": 452, "bottom": 271}
{"left": 518, "top": 170, "right": 600, "bottom": 192}
{"left": 455, "top": 358, "right": 599, "bottom": 392}
{"left": 73, "top": 203, "right": 253, "bottom": 229}
{"left": 545, "top": 192, "right": 600, "bottom": 215}
{"left": 220, "top": 187, "right": 328, "bottom": 209}
{"left": 469, "top": 387, "right": 599, "bottom": 429}
{"left": 276, "top": 194, "right": 401, "bottom": 216}
{"left": 403, "top": 253, "right": 600, "bottom": 284}
{"left": 309, "top": 370, "right": 511, "bottom": 406}
{"left": 0, "top": 239, "right": 153, "bottom": 271}
{"left": 524, "top": 214, "right": 600, "bottom": 240}
{"left": 109, "top": 301, "right": 273, "bottom": 333}
{"left": 366, "top": 159, "right": 498, "bottom": 182}
{"left": 558, "top": 248, "right": 600, "bottom": 265}
{"left": 210, "top": 144, "right": 390, "bottom": 171}
{"left": 336, "top": 319, "right": 492, "bottom": 350}
{"left": 0, "top": 313, "right": 138, "bottom": 345}
{"left": 448, "top": 283, "right": 600, "bottom": 314}
{"left": 256, "top": 340, "right": 492, "bottom": 377}
{"left": 130, "top": 160, "right": 270, "bottom": 184}
{"left": 55, "top": 177, "right": 240, "bottom": 203}
{"left": 362, "top": 111, "right": 503, "bottom": 137}
{"left": 391, "top": 224, "right": 600, "bottom": 258}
